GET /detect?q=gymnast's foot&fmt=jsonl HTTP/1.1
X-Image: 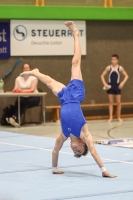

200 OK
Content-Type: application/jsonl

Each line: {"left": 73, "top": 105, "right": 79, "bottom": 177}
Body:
{"left": 20, "top": 68, "right": 39, "bottom": 77}
{"left": 108, "top": 118, "right": 113, "bottom": 123}
{"left": 65, "top": 21, "right": 79, "bottom": 36}
{"left": 118, "top": 118, "right": 123, "bottom": 122}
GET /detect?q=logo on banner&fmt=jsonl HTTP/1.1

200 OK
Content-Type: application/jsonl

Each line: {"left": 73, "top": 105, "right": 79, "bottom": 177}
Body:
{"left": 13, "top": 25, "right": 27, "bottom": 41}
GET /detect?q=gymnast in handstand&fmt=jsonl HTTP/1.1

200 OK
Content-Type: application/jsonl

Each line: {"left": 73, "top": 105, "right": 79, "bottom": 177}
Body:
{"left": 21, "top": 21, "right": 116, "bottom": 178}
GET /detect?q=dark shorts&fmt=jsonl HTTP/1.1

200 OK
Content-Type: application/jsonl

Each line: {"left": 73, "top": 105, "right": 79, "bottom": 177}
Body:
{"left": 107, "top": 84, "right": 121, "bottom": 95}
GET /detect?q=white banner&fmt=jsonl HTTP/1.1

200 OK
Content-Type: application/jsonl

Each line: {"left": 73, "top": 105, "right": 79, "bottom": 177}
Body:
{"left": 11, "top": 20, "right": 86, "bottom": 56}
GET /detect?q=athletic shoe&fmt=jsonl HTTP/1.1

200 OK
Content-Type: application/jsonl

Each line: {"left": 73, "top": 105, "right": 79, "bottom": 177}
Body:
{"left": 9, "top": 117, "right": 20, "bottom": 128}
{"left": 6, "top": 118, "right": 10, "bottom": 124}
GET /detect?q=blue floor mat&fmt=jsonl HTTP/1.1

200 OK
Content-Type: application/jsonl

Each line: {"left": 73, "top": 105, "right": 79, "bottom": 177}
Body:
{"left": 0, "top": 131, "right": 133, "bottom": 200}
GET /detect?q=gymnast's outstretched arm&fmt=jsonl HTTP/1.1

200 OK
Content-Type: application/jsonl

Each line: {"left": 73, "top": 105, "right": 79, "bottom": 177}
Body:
{"left": 52, "top": 132, "right": 67, "bottom": 174}
{"left": 81, "top": 124, "right": 117, "bottom": 178}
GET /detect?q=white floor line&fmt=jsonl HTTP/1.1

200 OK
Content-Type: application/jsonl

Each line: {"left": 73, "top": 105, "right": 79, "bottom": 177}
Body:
{"left": 0, "top": 141, "right": 133, "bottom": 165}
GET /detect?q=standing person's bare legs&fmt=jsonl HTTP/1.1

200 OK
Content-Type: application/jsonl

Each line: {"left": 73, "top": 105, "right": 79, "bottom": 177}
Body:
{"left": 65, "top": 21, "right": 82, "bottom": 80}
{"left": 108, "top": 94, "right": 114, "bottom": 122}
{"left": 116, "top": 95, "right": 122, "bottom": 122}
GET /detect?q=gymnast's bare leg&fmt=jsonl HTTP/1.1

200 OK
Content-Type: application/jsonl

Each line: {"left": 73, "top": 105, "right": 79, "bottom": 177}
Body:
{"left": 20, "top": 68, "right": 66, "bottom": 96}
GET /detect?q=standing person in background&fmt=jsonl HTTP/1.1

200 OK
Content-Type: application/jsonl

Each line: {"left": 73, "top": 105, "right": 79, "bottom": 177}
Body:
{"left": 101, "top": 55, "right": 129, "bottom": 122}
{"left": 6, "top": 63, "right": 40, "bottom": 127}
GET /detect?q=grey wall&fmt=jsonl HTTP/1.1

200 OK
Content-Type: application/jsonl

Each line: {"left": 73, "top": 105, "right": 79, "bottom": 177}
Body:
{"left": 0, "top": 20, "right": 133, "bottom": 120}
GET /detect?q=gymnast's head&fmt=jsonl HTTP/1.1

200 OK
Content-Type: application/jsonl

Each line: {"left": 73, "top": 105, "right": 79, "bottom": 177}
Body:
{"left": 70, "top": 139, "right": 88, "bottom": 158}
{"left": 111, "top": 54, "right": 119, "bottom": 65}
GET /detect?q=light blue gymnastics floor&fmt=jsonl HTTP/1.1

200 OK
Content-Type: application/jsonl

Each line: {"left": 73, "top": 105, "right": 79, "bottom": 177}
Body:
{"left": 0, "top": 131, "right": 133, "bottom": 200}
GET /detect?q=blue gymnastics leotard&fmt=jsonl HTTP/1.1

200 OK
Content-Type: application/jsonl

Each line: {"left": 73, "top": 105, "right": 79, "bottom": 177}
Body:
{"left": 57, "top": 79, "right": 87, "bottom": 138}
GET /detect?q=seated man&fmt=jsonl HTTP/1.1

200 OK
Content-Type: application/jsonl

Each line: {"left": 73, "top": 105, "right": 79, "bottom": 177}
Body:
{"left": 21, "top": 21, "right": 116, "bottom": 178}
{"left": 6, "top": 63, "right": 40, "bottom": 127}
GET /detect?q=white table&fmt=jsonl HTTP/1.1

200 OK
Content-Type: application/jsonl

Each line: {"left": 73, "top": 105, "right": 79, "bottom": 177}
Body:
{"left": 0, "top": 92, "right": 47, "bottom": 127}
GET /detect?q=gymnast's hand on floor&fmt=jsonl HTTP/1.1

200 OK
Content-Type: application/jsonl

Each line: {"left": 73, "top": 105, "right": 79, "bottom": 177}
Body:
{"left": 102, "top": 171, "right": 117, "bottom": 178}
{"left": 52, "top": 171, "right": 64, "bottom": 174}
